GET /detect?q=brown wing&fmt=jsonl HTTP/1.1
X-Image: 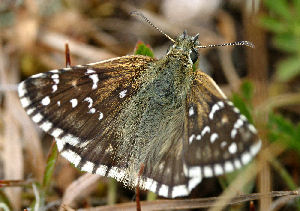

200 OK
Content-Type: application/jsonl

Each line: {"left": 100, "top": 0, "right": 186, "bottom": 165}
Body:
{"left": 183, "top": 71, "right": 261, "bottom": 181}
{"left": 18, "top": 55, "right": 156, "bottom": 175}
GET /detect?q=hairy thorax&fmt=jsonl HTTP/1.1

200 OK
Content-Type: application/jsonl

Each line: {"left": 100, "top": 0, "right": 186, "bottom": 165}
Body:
{"left": 116, "top": 52, "right": 194, "bottom": 170}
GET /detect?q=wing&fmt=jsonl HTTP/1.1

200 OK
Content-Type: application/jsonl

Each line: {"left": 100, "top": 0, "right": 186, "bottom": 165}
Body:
{"left": 139, "top": 122, "right": 190, "bottom": 198}
{"left": 139, "top": 71, "right": 262, "bottom": 198}
{"left": 18, "top": 55, "right": 157, "bottom": 177}
{"left": 183, "top": 71, "right": 261, "bottom": 189}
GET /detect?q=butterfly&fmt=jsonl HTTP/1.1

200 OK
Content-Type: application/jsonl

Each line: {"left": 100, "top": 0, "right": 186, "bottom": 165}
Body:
{"left": 18, "top": 14, "right": 261, "bottom": 198}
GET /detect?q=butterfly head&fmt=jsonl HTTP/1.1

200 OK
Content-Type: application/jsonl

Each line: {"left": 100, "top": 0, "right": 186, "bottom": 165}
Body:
{"left": 167, "top": 30, "right": 200, "bottom": 64}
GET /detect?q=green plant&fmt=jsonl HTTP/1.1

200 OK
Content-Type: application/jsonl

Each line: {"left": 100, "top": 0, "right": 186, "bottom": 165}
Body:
{"left": 261, "top": 0, "right": 300, "bottom": 81}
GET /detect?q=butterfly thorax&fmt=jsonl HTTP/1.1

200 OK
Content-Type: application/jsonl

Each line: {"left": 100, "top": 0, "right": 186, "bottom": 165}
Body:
{"left": 115, "top": 33, "right": 199, "bottom": 178}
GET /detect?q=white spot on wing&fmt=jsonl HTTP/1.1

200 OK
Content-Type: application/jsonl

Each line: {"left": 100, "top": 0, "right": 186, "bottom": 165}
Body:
{"left": 209, "top": 103, "right": 220, "bottom": 119}
{"left": 183, "top": 163, "right": 188, "bottom": 176}
{"left": 50, "top": 69, "right": 59, "bottom": 73}
{"left": 56, "top": 139, "right": 65, "bottom": 151}
{"left": 84, "top": 97, "right": 93, "bottom": 108}
{"left": 149, "top": 181, "right": 158, "bottom": 193}
{"left": 40, "top": 121, "right": 52, "bottom": 132}
{"left": 31, "top": 73, "right": 44, "bottom": 78}
{"left": 32, "top": 113, "right": 43, "bottom": 123}
{"left": 89, "top": 74, "right": 99, "bottom": 90}
{"left": 221, "top": 141, "right": 227, "bottom": 148}
{"left": 188, "top": 176, "right": 202, "bottom": 191}
{"left": 187, "top": 166, "right": 201, "bottom": 178}
{"left": 210, "top": 133, "right": 218, "bottom": 143}
{"left": 231, "top": 128, "right": 237, "bottom": 138}
{"left": 86, "top": 69, "right": 96, "bottom": 74}
{"left": 99, "top": 112, "right": 104, "bottom": 120}
{"left": 240, "top": 114, "right": 247, "bottom": 122}
{"left": 108, "top": 167, "right": 126, "bottom": 182}
{"left": 189, "top": 134, "right": 195, "bottom": 144}
{"left": 70, "top": 98, "right": 78, "bottom": 108}
{"left": 214, "top": 164, "right": 223, "bottom": 175}
{"left": 81, "top": 161, "right": 95, "bottom": 173}
{"left": 51, "top": 74, "right": 59, "bottom": 79}
{"left": 241, "top": 152, "right": 252, "bottom": 165}
{"left": 234, "top": 159, "right": 242, "bottom": 169}
{"left": 204, "top": 166, "right": 213, "bottom": 177}
{"left": 228, "top": 142, "right": 237, "bottom": 154}
{"left": 96, "top": 165, "right": 108, "bottom": 176}
{"left": 227, "top": 101, "right": 234, "bottom": 106}
{"left": 234, "top": 119, "right": 243, "bottom": 129}
{"left": 61, "top": 150, "right": 81, "bottom": 167}
{"left": 172, "top": 185, "right": 189, "bottom": 198}
{"left": 52, "top": 85, "right": 58, "bottom": 93}
{"left": 18, "top": 81, "right": 26, "bottom": 97}
{"left": 142, "top": 178, "right": 153, "bottom": 190}
{"left": 26, "top": 108, "right": 35, "bottom": 115}
{"left": 189, "top": 106, "right": 195, "bottom": 116}
{"left": 51, "top": 128, "right": 63, "bottom": 138}
{"left": 217, "top": 101, "right": 225, "bottom": 108}
{"left": 119, "top": 90, "right": 127, "bottom": 98}
{"left": 233, "top": 107, "right": 240, "bottom": 113}
{"left": 88, "top": 108, "right": 96, "bottom": 113}
{"left": 51, "top": 74, "right": 59, "bottom": 84}
{"left": 248, "top": 124, "right": 257, "bottom": 134}
{"left": 41, "top": 96, "right": 50, "bottom": 106}
{"left": 20, "top": 97, "right": 31, "bottom": 107}
{"left": 201, "top": 126, "right": 210, "bottom": 136}
{"left": 250, "top": 140, "right": 262, "bottom": 156}
{"left": 158, "top": 184, "right": 169, "bottom": 198}
{"left": 58, "top": 134, "right": 80, "bottom": 147}
{"left": 224, "top": 161, "right": 234, "bottom": 173}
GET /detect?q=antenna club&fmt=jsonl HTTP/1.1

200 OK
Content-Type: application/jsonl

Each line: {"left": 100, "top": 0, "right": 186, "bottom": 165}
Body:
{"left": 196, "top": 41, "right": 255, "bottom": 49}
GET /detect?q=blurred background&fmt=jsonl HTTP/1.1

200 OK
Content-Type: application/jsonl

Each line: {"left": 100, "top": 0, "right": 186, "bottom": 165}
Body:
{"left": 0, "top": 0, "right": 300, "bottom": 210}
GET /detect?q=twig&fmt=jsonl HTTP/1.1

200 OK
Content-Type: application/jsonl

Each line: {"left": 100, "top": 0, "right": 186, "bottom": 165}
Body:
{"left": 65, "top": 42, "right": 71, "bottom": 67}
{"left": 76, "top": 191, "right": 299, "bottom": 211}
{"left": 270, "top": 188, "right": 300, "bottom": 211}
{"left": 136, "top": 164, "right": 145, "bottom": 211}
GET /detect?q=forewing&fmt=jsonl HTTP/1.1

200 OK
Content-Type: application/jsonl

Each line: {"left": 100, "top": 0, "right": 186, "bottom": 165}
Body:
{"left": 184, "top": 71, "right": 261, "bottom": 183}
{"left": 18, "top": 55, "right": 156, "bottom": 176}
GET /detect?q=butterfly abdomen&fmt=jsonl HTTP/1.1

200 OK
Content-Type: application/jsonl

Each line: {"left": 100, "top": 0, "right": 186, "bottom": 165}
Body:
{"left": 114, "top": 54, "right": 193, "bottom": 169}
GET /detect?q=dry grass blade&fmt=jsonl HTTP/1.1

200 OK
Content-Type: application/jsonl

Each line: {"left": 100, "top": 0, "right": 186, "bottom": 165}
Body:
{"left": 38, "top": 29, "right": 116, "bottom": 62}
{"left": 59, "top": 174, "right": 101, "bottom": 210}
{"left": 0, "top": 179, "right": 33, "bottom": 187}
{"left": 75, "top": 191, "right": 299, "bottom": 211}
{"left": 0, "top": 43, "right": 24, "bottom": 211}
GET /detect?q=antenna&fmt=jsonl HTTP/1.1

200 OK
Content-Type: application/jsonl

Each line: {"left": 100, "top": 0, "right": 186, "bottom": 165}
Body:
{"left": 197, "top": 41, "right": 255, "bottom": 49}
{"left": 131, "top": 11, "right": 175, "bottom": 43}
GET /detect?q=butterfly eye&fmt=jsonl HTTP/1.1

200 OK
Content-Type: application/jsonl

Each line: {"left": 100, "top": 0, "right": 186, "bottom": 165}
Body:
{"left": 190, "top": 48, "right": 198, "bottom": 63}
